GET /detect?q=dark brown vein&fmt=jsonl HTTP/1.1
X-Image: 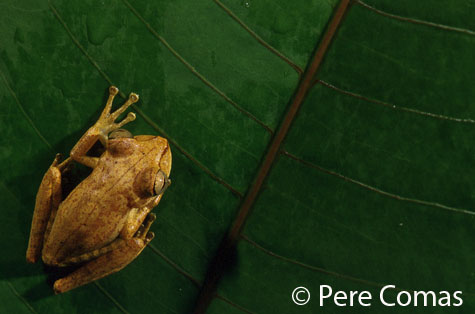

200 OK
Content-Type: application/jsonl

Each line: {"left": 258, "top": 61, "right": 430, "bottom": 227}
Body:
{"left": 121, "top": 0, "right": 273, "bottom": 134}
{"left": 49, "top": 2, "right": 242, "bottom": 198}
{"left": 133, "top": 106, "right": 243, "bottom": 198}
{"left": 48, "top": 2, "right": 111, "bottom": 84}
{"left": 215, "top": 294, "right": 255, "bottom": 314}
{"left": 94, "top": 282, "right": 131, "bottom": 314}
{"left": 242, "top": 234, "right": 475, "bottom": 296}
{"left": 355, "top": 0, "right": 475, "bottom": 36}
{"left": 0, "top": 67, "right": 53, "bottom": 151}
{"left": 7, "top": 281, "right": 38, "bottom": 314}
{"left": 160, "top": 218, "right": 211, "bottom": 258}
{"left": 213, "top": 0, "right": 303, "bottom": 75}
{"left": 192, "top": 1, "right": 351, "bottom": 313}
{"left": 317, "top": 79, "right": 475, "bottom": 123}
{"left": 96, "top": 277, "right": 179, "bottom": 314}
{"left": 148, "top": 243, "right": 201, "bottom": 287}
{"left": 241, "top": 235, "right": 389, "bottom": 289}
{"left": 0, "top": 180, "right": 23, "bottom": 206}
{"left": 282, "top": 150, "right": 475, "bottom": 215}
{"left": 227, "top": 0, "right": 350, "bottom": 241}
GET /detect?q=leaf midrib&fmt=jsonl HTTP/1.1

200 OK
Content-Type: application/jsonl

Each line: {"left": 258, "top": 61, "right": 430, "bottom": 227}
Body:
{"left": 192, "top": 0, "right": 352, "bottom": 312}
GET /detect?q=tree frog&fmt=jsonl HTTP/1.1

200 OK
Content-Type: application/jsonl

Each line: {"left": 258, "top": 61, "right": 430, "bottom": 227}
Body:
{"left": 26, "top": 86, "right": 172, "bottom": 294}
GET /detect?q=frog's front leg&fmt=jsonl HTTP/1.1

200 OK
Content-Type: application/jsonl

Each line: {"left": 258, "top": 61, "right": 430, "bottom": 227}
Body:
{"left": 26, "top": 154, "right": 71, "bottom": 263}
{"left": 53, "top": 213, "right": 156, "bottom": 294}
{"left": 70, "top": 86, "right": 138, "bottom": 168}
{"left": 120, "top": 195, "right": 163, "bottom": 239}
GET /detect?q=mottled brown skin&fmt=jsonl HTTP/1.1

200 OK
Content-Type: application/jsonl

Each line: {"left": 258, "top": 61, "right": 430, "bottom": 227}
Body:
{"left": 26, "top": 86, "right": 172, "bottom": 293}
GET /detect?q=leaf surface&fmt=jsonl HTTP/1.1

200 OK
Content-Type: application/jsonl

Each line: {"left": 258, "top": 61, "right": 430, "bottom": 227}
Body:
{"left": 0, "top": 0, "right": 474, "bottom": 313}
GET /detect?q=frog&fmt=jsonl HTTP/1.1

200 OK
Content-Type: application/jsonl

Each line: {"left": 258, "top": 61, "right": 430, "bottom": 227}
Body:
{"left": 26, "top": 86, "right": 172, "bottom": 294}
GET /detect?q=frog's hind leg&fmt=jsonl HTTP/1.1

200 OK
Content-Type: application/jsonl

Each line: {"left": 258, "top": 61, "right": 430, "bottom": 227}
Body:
{"left": 53, "top": 214, "right": 156, "bottom": 294}
{"left": 58, "top": 202, "right": 159, "bottom": 266}
{"left": 57, "top": 238, "right": 126, "bottom": 266}
{"left": 26, "top": 155, "right": 71, "bottom": 263}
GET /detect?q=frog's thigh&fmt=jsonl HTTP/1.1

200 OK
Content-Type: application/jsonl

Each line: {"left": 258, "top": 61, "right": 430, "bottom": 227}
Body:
{"left": 58, "top": 204, "right": 157, "bottom": 265}
{"left": 26, "top": 155, "right": 66, "bottom": 263}
{"left": 53, "top": 214, "right": 156, "bottom": 294}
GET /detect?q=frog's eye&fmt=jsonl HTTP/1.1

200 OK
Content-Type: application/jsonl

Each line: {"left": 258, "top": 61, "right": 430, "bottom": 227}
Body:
{"left": 154, "top": 170, "right": 171, "bottom": 195}
{"left": 109, "top": 129, "right": 133, "bottom": 139}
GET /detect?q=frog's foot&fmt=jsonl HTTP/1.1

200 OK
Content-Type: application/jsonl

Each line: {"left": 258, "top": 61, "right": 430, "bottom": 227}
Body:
{"left": 120, "top": 204, "right": 158, "bottom": 239}
{"left": 96, "top": 86, "right": 139, "bottom": 145}
{"left": 69, "top": 86, "right": 139, "bottom": 168}
{"left": 135, "top": 212, "right": 156, "bottom": 239}
{"left": 53, "top": 214, "right": 156, "bottom": 294}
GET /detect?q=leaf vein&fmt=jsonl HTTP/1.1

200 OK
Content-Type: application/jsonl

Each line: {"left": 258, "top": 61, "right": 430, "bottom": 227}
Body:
{"left": 356, "top": 0, "right": 475, "bottom": 36}
{"left": 215, "top": 294, "right": 255, "bottom": 314}
{"left": 213, "top": 0, "right": 303, "bottom": 75}
{"left": 192, "top": 1, "right": 352, "bottom": 312}
{"left": 241, "top": 236, "right": 475, "bottom": 296}
{"left": 316, "top": 79, "right": 475, "bottom": 123}
{"left": 240, "top": 234, "right": 389, "bottom": 289}
{"left": 133, "top": 107, "right": 243, "bottom": 198}
{"left": 0, "top": 67, "right": 53, "bottom": 152}
{"left": 48, "top": 1, "right": 242, "bottom": 198}
{"left": 94, "top": 282, "right": 131, "bottom": 314}
{"left": 96, "top": 280, "right": 180, "bottom": 314}
{"left": 160, "top": 218, "right": 210, "bottom": 258}
{"left": 147, "top": 243, "right": 201, "bottom": 287}
{"left": 121, "top": 0, "right": 273, "bottom": 134}
{"left": 282, "top": 150, "right": 475, "bottom": 215}
{"left": 6, "top": 281, "right": 38, "bottom": 314}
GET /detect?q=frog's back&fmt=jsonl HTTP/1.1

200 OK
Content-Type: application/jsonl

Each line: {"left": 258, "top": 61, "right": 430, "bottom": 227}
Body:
{"left": 42, "top": 150, "right": 149, "bottom": 264}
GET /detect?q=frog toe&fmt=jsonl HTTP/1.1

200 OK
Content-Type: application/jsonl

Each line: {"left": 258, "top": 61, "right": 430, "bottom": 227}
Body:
{"left": 110, "top": 93, "right": 139, "bottom": 122}
{"left": 114, "top": 112, "right": 136, "bottom": 129}
{"left": 109, "top": 86, "right": 119, "bottom": 96}
{"left": 135, "top": 213, "right": 156, "bottom": 239}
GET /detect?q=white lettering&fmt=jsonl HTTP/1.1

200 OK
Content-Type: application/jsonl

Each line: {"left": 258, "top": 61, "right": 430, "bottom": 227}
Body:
{"left": 380, "top": 285, "right": 396, "bottom": 306}
{"left": 397, "top": 291, "right": 412, "bottom": 306}
{"left": 414, "top": 290, "right": 436, "bottom": 306}
{"left": 320, "top": 285, "right": 332, "bottom": 306}
{"left": 453, "top": 291, "right": 463, "bottom": 307}
{"left": 359, "top": 291, "right": 372, "bottom": 306}
{"left": 314, "top": 285, "right": 463, "bottom": 307}
{"left": 334, "top": 291, "right": 347, "bottom": 306}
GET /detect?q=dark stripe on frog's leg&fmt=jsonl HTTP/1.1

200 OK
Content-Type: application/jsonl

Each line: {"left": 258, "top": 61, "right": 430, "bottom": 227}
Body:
{"left": 57, "top": 212, "right": 157, "bottom": 266}
{"left": 57, "top": 238, "right": 126, "bottom": 267}
{"left": 53, "top": 214, "right": 156, "bottom": 294}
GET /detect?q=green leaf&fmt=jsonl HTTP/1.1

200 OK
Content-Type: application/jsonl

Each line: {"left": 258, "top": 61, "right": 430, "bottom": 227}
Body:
{"left": 1, "top": 0, "right": 474, "bottom": 313}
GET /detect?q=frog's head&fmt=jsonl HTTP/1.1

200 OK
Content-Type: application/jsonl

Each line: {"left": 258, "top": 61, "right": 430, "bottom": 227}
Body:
{"left": 109, "top": 130, "right": 172, "bottom": 197}
{"left": 135, "top": 134, "right": 172, "bottom": 196}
